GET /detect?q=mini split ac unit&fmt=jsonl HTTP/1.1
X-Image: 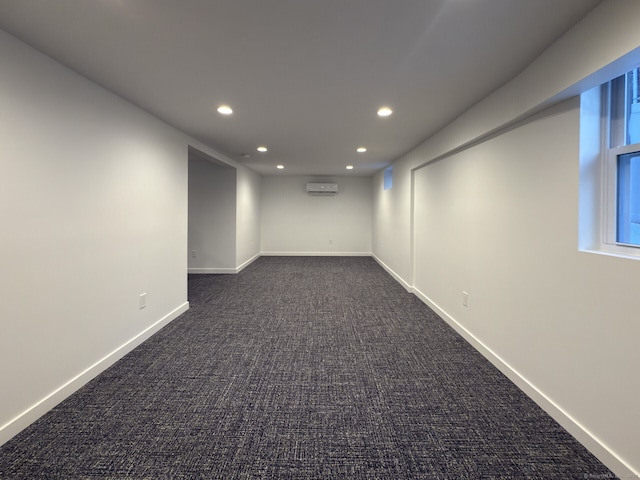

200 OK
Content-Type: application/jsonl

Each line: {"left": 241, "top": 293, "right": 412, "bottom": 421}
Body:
{"left": 306, "top": 183, "right": 338, "bottom": 195}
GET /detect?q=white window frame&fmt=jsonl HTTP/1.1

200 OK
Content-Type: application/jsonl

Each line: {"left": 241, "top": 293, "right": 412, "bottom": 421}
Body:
{"left": 604, "top": 144, "right": 640, "bottom": 249}
{"left": 600, "top": 75, "right": 640, "bottom": 256}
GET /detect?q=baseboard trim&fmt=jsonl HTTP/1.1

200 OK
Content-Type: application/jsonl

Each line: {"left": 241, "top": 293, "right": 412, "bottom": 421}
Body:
{"left": 261, "top": 251, "right": 373, "bottom": 257}
{"left": 236, "top": 252, "right": 261, "bottom": 272}
{"left": 410, "top": 286, "right": 637, "bottom": 479}
{"left": 0, "top": 301, "right": 189, "bottom": 447}
{"left": 371, "top": 254, "right": 414, "bottom": 293}
{"left": 188, "top": 267, "right": 237, "bottom": 274}
{"left": 187, "top": 252, "right": 260, "bottom": 275}
{"left": 190, "top": 253, "right": 373, "bottom": 274}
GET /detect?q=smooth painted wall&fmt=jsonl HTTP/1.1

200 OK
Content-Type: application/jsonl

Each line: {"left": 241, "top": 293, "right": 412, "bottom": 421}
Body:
{"left": 372, "top": 2, "right": 640, "bottom": 476}
{"left": 185, "top": 142, "right": 262, "bottom": 273}
{"left": 188, "top": 158, "right": 237, "bottom": 272}
{"left": 0, "top": 28, "right": 263, "bottom": 445}
{"left": 0, "top": 29, "right": 190, "bottom": 442}
{"left": 261, "top": 176, "right": 372, "bottom": 255}
{"left": 414, "top": 99, "right": 640, "bottom": 474}
{"left": 236, "top": 166, "right": 262, "bottom": 268}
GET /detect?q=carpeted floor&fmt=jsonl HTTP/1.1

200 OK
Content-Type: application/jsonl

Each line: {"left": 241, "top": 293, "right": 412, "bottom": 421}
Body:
{"left": 0, "top": 257, "right": 616, "bottom": 479}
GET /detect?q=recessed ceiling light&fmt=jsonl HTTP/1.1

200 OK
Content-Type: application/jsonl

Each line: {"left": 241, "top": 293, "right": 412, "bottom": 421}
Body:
{"left": 257, "top": 146, "right": 268, "bottom": 153}
{"left": 217, "top": 105, "right": 233, "bottom": 115}
{"left": 276, "top": 164, "right": 284, "bottom": 169}
{"left": 346, "top": 165, "right": 354, "bottom": 170}
{"left": 356, "top": 147, "right": 367, "bottom": 153}
{"left": 377, "top": 107, "right": 393, "bottom": 117}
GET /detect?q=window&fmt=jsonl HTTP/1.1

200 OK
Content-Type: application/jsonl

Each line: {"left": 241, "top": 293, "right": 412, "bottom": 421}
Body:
{"left": 384, "top": 165, "right": 393, "bottom": 190}
{"left": 604, "top": 67, "right": 640, "bottom": 248}
{"left": 615, "top": 150, "right": 640, "bottom": 245}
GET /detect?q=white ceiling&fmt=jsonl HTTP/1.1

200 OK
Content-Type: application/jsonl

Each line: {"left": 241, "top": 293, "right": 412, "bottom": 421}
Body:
{"left": 0, "top": 0, "right": 601, "bottom": 176}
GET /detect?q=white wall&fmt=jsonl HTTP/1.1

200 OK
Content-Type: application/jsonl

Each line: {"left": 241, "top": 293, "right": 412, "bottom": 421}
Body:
{"left": 0, "top": 29, "right": 263, "bottom": 445}
{"left": 0, "top": 29, "right": 191, "bottom": 443}
{"left": 371, "top": 163, "right": 413, "bottom": 286}
{"left": 414, "top": 99, "right": 640, "bottom": 474}
{"left": 188, "top": 157, "right": 237, "bottom": 273}
{"left": 261, "top": 176, "right": 371, "bottom": 255}
{"left": 236, "top": 166, "right": 262, "bottom": 269}
{"left": 372, "top": 2, "right": 640, "bottom": 477}
{"left": 185, "top": 142, "right": 262, "bottom": 274}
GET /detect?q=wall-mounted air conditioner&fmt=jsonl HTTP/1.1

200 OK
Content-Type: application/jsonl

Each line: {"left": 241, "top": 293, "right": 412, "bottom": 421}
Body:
{"left": 306, "top": 183, "right": 338, "bottom": 195}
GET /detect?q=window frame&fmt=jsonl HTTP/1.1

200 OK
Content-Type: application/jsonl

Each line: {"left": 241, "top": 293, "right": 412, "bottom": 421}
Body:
{"left": 601, "top": 72, "right": 640, "bottom": 254}
{"left": 604, "top": 143, "right": 640, "bottom": 249}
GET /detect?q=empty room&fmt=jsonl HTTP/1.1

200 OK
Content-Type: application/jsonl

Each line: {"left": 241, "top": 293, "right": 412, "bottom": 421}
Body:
{"left": 1, "top": 1, "right": 639, "bottom": 478}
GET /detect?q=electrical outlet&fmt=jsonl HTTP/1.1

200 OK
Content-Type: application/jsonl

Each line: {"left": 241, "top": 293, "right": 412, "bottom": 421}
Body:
{"left": 462, "top": 291, "right": 469, "bottom": 308}
{"left": 191, "top": 250, "right": 197, "bottom": 258}
{"left": 139, "top": 293, "right": 147, "bottom": 309}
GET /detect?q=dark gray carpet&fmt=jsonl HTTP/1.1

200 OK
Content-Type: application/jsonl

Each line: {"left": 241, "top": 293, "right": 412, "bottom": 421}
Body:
{"left": 0, "top": 257, "right": 615, "bottom": 479}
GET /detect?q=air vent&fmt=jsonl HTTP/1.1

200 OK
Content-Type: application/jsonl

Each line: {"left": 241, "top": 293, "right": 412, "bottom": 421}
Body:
{"left": 306, "top": 183, "right": 338, "bottom": 195}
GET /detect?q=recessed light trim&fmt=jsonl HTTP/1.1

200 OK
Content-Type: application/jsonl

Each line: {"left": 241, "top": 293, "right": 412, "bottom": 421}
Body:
{"left": 377, "top": 107, "right": 393, "bottom": 117}
{"left": 217, "top": 105, "right": 233, "bottom": 115}
{"left": 257, "top": 146, "right": 268, "bottom": 153}
{"left": 356, "top": 147, "right": 367, "bottom": 153}
{"left": 276, "top": 164, "right": 284, "bottom": 169}
{"left": 346, "top": 165, "right": 354, "bottom": 170}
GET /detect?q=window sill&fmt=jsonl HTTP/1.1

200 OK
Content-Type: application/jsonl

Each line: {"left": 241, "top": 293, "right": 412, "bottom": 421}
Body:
{"left": 580, "top": 244, "right": 640, "bottom": 261}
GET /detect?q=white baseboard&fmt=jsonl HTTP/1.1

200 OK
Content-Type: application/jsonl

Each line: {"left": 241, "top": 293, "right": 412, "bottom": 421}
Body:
{"left": 190, "top": 253, "right": 373, "bottom": 275}
{"left": 410, "top": 286, "right": 637, "bottom": 479}
{"left": 188, "top": 267, "right": 237, "bottom": 274}
{"left": 261, "top": 251, "right": 373, "bottom": 257}
{"left": 0, "top": 301, "right": 189, "bottom": 447}
{"left": 371, "top": 254, "right": 413, "bottom": 292}
{"left": 188, "top": 252, "right": 261, "bottom": 275}
{"left": 236, "top": 252, "right": 261, "bottom": 273}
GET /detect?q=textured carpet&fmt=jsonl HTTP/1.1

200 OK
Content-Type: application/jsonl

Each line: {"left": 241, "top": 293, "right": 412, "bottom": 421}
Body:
{"left": 0, "top": 256, "right": 615, "bottom": 479}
